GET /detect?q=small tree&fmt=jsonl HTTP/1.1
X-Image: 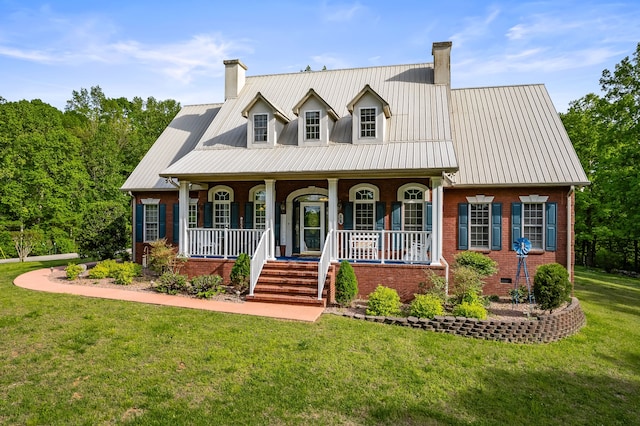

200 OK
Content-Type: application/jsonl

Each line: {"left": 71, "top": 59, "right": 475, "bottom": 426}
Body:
{"left": 11, "top": 227, "right": 42, "bottom": 262}
{"left": 230, "top": 253, "right": 250, "bottom": 293}
{"left": 533, "top": 263, "right": 572, "bottom": 313}
{"left": 149, "top": 239, "right": 186, "bottom": 274}
{"left": 77, "top": 201, "right": 128, "bottom": 260}
{"left": 335, "top": 260, "right": 358, "bottom": 306}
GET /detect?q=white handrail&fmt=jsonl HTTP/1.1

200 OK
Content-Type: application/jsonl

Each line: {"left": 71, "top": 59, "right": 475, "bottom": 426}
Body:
{"left": 318, "top": 230, "right": 334, "bottom": 300}
{"left": 187, "top": 228, "right": 264, "bottom": 258}
{"left": 249, "top": 228, "right": 270, "bottom": 296}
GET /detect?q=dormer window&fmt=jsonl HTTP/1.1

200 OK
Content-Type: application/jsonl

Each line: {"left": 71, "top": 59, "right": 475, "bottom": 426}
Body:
{"left": 253, "top": 113, "right": 268, "bottom": 143}
{"left": 305, "top": 111, "right": 320, "bottom": 140}
{"left": 360, "top": 107, "right": 376, "bottom": 138}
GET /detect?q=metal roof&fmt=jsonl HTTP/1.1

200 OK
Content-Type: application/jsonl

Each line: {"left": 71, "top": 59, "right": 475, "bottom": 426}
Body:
{"left": 160, "top": 140, "right": 457, "bottom": 180}
{"left": 120, "top": 104, "right": 221, "bottom": 191}
{"left": 450, "top": 85, "right": 589, "bottom": 186}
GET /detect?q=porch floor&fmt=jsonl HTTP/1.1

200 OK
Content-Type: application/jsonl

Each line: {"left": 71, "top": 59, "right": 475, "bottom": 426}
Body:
{"left": 14, "top": 267, "right": 325, "bottom": 322}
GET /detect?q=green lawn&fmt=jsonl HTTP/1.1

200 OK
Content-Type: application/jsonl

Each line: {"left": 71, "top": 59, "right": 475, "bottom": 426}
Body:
{"left": 1, "top": 262, "right": 639, "bottom": 425}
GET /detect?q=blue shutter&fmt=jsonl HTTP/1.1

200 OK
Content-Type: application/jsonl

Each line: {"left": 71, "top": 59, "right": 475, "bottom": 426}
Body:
{"left": 172, "top": 203, "right": 179, "bottom": 244}
{"left": 458, "top": 203, "right": 469, "bottom": 250}
{"left": 204, "top": 202, "right": 213, "bottom": 228}
{"left": 391, "top": 202, "right": 402, "bottom": 230}
{"left": 343, "top": 202, "right": 353, "bottom": 230}
{"left": 511, "top": 202, "right": 522, "bottom": 250}
{"left": 546, "top": 202, "right": 557, "bottom": 251}
{"left": 158, "top": 204, "right": 166, "bottom": 239}
{"left": 376, "top": 202, "right": 385, "bottom": 249}
{"left": 230, "top": 202, "right": 239, "bottom": 229}
{"left": 491, "top": 203, "right": 502, "bottom": 251}
{"left": 425, "top": 202, "right": 433, "bottom": 232}
{"left": 244, "top": 202, "right": 253, "bottom": 229}
{"left": 135, "top": 204, "right": 144, "bottom": 243}
{"left": 275, "top": 202, "right": 281, "bottom": 246}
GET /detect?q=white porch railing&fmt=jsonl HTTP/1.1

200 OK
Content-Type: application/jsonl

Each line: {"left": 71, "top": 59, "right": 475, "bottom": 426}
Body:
{"left": 335, "top": 230, "right": 431, "bottom": 264}
{"left": 318, "top": 230, "right": 334, "bottom": 300}
{"left": 250, "top": 229, "right": 271, "bottom": 296}
{"left": 187, "top": 228, "right": 265, "bottom": 258}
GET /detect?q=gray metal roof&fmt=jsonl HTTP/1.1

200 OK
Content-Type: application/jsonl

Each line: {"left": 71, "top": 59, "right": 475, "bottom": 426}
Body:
{"left": 450, "top": 85, "right": 589, "bottom": 186}
{"left": 121, "top": 104, "right": 221, "bottom": 191}
{"left": 160, "top": 140, "right": 457, "bottom": 180}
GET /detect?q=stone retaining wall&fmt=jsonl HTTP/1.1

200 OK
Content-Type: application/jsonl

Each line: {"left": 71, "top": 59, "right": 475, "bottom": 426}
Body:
{"left": 329, "top": 297, "right": 586, "bottom": 343}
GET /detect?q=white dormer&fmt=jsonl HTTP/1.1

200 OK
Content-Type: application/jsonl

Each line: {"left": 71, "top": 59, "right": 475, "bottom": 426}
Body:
{"left": 347, "top": 84, "right": 391, "bottom": 144}
{"left": 241, "top": 92, "right": 290, "bottom": 148}
{"left": 292, "top": 89, "right": 339, "bottom": 146}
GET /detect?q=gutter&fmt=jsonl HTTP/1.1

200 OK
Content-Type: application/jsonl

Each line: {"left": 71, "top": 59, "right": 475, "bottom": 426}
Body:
{"left": 567, "top": 185, "right": 575, "bottom": 282}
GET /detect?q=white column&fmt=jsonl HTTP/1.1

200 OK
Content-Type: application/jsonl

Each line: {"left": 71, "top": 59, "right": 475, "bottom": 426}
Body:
{"left": 265, "top": 179, "right": 276, "bottom": 260}
{"left": 178, "top": 180, "right": 190, "bottom": 256}
{"left": 431, "top": 177, "right": 443, "bottom": 266}
{"left": 328, "top": 178, "right": 338, "bottom": 261}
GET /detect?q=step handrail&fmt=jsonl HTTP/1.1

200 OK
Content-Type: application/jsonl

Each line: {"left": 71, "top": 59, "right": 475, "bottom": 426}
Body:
{"left": 249, "top": 228, "right": 270, "bottom": 296}
{"left": 317, "top": 230, "right": 334, "bottom": 300}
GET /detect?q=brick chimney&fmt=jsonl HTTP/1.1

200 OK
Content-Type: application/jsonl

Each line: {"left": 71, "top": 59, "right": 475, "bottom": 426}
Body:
{"left": 223, "top": 59, "right": 247, "bottom": 100}
{"left": 432, "top": 41, "right": 452, "bottom": 86}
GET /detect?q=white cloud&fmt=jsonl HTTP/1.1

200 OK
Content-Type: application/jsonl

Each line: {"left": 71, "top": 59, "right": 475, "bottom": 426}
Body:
{"left": 450, "top": 7, "right": 501, "bottom": 48}
{"left": 322, "top": 1, "right": 365, "bottom": 22}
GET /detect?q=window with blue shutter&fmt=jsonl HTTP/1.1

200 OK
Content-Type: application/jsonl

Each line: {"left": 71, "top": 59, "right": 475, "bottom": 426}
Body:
{"left": 491, "top": 203, "right": 502, "bottom": 250}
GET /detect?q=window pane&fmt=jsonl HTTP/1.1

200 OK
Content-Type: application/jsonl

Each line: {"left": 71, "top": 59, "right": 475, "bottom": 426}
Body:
{"left": 188, "top": 203, "right": 198, "bottom": 228}
{"left": 469, "top": 203, "right": 489, "bottom": 249}
{"left": 404, "top": 202, "right": 423, "bottom": 232}
{"left": 360, "top": 108, "right": 376, "bottom": 138}
{"left": 254, "top": 114, "right": 268, "bottom": 142}
{"left": 355, "top": 202, "right": 374, "bottom": 230}
{"left": 355, "top": 189, "right": 374, "bottom": 200}
{"left": 254, "top": 202, "right": 266, "bottom": 229}
{"left": 305, "top": 111, "right": 320, "bottom": 140}
{"left": 404, "top": 189, "right": 423, "bottom": 201}
{"left": 523, "top": 203, "right": 544, "bottom": 249}
{"left": 144, "top": 204, "right": 159, "bottom": 241}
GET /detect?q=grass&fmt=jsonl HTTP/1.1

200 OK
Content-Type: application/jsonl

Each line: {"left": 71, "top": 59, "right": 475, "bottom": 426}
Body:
{"left": 1, "top": 262, "right": 639, "bottom": 425}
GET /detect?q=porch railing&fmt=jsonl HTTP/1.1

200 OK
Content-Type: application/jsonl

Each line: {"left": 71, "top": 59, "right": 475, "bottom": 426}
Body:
{"left": 318, "top": 230, "right": 334, "bottom": 300}
{"left": 187, "top": 228, "right": 265, "bottom": 258}
{"left": 249, "top": 228, "right": 271, "bottom": 296}
{"left": 335, "top": 230, "right": 431, "bottom": 264}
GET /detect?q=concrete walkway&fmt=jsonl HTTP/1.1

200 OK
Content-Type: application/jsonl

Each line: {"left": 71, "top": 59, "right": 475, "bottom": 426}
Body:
{"left": 13, "top": 266, "right": 325, "bottom": 322}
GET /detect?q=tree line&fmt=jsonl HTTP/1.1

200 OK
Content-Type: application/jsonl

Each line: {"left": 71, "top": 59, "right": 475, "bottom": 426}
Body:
{"left": 561, "top": 43, "right": 640, "bottom": 272}
{"left": 0, "top": 87, "right": 180, "bottom": 260}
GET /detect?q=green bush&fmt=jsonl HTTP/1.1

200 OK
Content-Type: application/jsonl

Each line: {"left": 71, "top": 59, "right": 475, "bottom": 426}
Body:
{"left": 154, "top": 272, "right": 188, "bottom": 295}
{"left": 366, "top": 285, "right": 401, "bottom": 316}
{"left": 230, "top": 253, "right": 250, "bottom": 293}
{"left": 454, "top": 251, "right": 498, "bottom": 277}
{"left": 149, "top": 239, "right": 186, "bottom": 274}
{"left": 595, "top": 248, "right": 623, "bottom": 273}
{"left": 112, "top": 262, "right": 142, "bottom": 285}
{"left": 452, "top": 301, "right": 487, "bottom": 320}
{"left": 189, "top": 275, "right": 224, "bottom": 299}
{"left": 65, "top": 263, "right": 84, "bottom": 280}
{"left": 335, "top": 260, "right": 358, "bottom": 306}
{"left": 409, "top": 294, "right": 444, "bottom": 319}
{"left": 533, "top": 263, "right": 572, "bottom": 312}
{"left": 450, "top": 265, "right": 484, "bottom": 305}
{"left": 77, "top": 201, "right": 129, "bottom": 260}
{"left": 88, "top": 259, "right": 119, "bottom": 279}
{"left": 419, "top": 269, "right": 447, "bottom": 302}
{"left": 509, "top": 285, "right": 530, "bottom": 304}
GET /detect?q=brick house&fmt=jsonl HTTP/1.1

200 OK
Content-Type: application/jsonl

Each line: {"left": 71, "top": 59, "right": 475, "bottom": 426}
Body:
{"left": 121, "top": 41, "right": 589, "bottom": 306}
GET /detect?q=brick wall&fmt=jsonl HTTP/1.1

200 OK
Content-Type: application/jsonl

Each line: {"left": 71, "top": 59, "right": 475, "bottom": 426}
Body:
{"left": 350, "top": 263, "right": 446, "bottom": 302}
{"left": 330, "top": 297, "right": 586, "bottom": 343}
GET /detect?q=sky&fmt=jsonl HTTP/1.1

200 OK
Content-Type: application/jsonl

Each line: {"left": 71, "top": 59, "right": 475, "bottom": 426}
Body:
{"left": 1, "top": 1, "right": 639, "bottom": 113}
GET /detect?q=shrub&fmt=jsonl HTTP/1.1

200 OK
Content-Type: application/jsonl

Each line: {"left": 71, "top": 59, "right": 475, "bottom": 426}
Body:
{"left": 112, "top": 262, "right": 142, "bottom": 285}
{"left": 149, "top": 239, "right": 186, "bottom": 274}
{"left": 509, "top": 285, "right": 530, "bottom": 304}
{"left": 450, "top": 265, "right": 484, "bottom": 305}
{"left": 230, "top": 253, "right": 250, "bottom": 293}
{"left": 335, "top": 260, "right": 358, "bottom": 306}
{"left": 88, "top": 259, "right": 119, "bottom": 279}
{"left": 189, "top": 275, "right": 224, "bottom": 299}
{"left": 533, "top": 263, "right": 572, "bottom": 312}
{"left": 452, "top": 301, "right": 487, "bottom": 320}
{"left": 65, "top": 263, "right": 84, "bottom": 280}
{"left": 595, "top": 248, "right": 623, "bottom": 273}
{"left": 77, "top": 200, "right": 128, "bottom": 260}
{"left": 366, "top": 285, "right": 401, "bottom": 316}
{"left": 454, "top": 251, "right": 498, "bottom": 277}
{"left": 419, "top": 269, "right": 447, "bottom": 302}
{"left": 154, "top": 272, "right": 188, "bottom": 295}
{"left": 409, "top": 294, "right": 444, "bottom": 319}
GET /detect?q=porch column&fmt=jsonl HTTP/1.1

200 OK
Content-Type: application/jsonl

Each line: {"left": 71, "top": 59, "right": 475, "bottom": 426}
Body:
{"left": 328, "top": 178, "right": 338, "bottom": 261}
{"left": 178, "top": 180, "right": 190, "bottom": 256}
{"left": 431, "top": 177, "right": 443, "bottom": 266}
{"left": 265, "top": 179, "right": 276, "bottom": 260}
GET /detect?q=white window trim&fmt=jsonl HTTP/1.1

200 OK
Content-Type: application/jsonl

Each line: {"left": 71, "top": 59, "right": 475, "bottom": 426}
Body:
{"left": 522, "top": 202, "right": 546, "bottom": 250}
{"left": 188, "top": 198, "right": 198, "bottom": 228}
{"left": 141, "top": 198, "right": 160, "bottom": 205}
{"left": 249, "top": 184, "right": 267, "bottom": 229}
{"left": 253, "top": 113, "right": 269, "bottom": 144}
{"left": 519, "top": 195, "right": 548, "bottom": 203}
{"left": 208, "top": 185, "right": 235, "bottom": 202}
{"left": 304, "top": 110, "right": 321, "bottom": 141}
{"left": 466, "top": 195, "right": 495, "bottom": 204}
{"left": 359, "top": 106, "right": 377, "bottom": 139}
{"left": 349, "top": 183, "right": 379, "bottom": 202}
{"left": 468, "top": 202, "right": 491, "bottom": 250}
{"left": 397, "top": 184, "right": 428, "bottom": 232}
{"left": 142, "top": 200, "right": 160, "bottom": 243}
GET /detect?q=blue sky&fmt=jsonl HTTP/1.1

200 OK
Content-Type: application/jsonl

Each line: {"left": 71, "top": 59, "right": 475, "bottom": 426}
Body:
{"left": 1, "top": 1, "right": 639, "bottom": 112}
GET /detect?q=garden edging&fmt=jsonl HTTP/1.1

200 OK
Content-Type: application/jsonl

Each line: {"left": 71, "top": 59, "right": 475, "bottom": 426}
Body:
{"left": 327, "top": 297, "right": 586, "bottom": 343}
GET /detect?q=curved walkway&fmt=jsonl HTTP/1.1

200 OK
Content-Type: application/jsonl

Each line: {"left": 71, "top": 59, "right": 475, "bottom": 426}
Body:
{"left": 13, "top": 266, "right": 324, "bottom": 322}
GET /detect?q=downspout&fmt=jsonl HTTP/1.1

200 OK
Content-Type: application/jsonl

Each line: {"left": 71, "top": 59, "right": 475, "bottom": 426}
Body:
{"left": 129, "top": 192, "right": 136, "bottom": 263}
{"left": 567, "top": 186, "right": 575, "bottom": 282}
{"left": 441, "top": 255, "right": 450, "bottom": 296}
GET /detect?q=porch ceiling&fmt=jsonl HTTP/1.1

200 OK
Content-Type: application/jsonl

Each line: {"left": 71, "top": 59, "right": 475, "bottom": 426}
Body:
{"left": 160, "top": 140, "right": 458, "bottom": 180}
